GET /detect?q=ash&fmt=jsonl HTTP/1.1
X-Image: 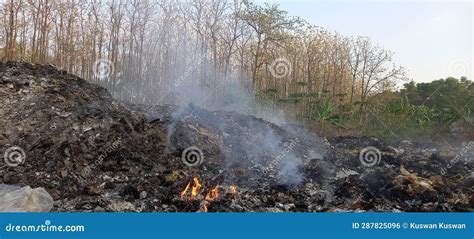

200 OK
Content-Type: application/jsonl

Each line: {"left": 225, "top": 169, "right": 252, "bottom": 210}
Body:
{"left": 0, "top": 62, "right": 472, "bottom": 212}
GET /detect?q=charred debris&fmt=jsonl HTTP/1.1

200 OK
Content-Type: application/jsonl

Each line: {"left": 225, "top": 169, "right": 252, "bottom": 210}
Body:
{"left": 0, "top": 62, "right": 472, "bottom": 212}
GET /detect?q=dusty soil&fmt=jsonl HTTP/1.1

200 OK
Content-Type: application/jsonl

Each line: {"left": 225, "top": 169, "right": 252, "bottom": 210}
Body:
{"left": 0, "top": 61, "right": 472, "bottom": 212}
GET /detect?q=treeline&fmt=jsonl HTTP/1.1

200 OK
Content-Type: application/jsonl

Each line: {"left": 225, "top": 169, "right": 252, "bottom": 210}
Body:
{"left": 361, "top": 77, "right": 473, "bottom": 140}
{"left": 1, "top": 0, "right": 470, "bottom": 138}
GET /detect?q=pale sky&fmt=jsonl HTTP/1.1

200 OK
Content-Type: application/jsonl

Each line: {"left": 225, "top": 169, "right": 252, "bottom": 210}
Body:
{"left": 258, "top": 0, "right": 473, "bottom": 83}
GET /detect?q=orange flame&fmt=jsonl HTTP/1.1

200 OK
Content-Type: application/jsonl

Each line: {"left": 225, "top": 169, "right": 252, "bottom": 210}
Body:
{"left": 191, "top": 177, "right": 201, "bottom": 199}
{"left": 181, "top": 178, "right": 236, "bottom": 212}
{"left": 180, "top": 182, "right": 191, "bottom": 199}
{"left": 230, "top": 185, "right": 237, "bottom": 195}
{"left": 180, "top": 177, "right": 201, "bottom": 200}
{"left": 205, "top": 184, "right": 220, "bottom": 201}
{"left": 201, "top": 183, "right": 219, "bottom": 212}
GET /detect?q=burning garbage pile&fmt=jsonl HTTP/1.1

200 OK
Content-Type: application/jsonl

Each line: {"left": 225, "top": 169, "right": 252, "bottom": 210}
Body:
{"left": 178, "top": 176, "right": 237, "bottom": 212}
{"left": 0, "top": 61, "right": 473, "bottom": 212}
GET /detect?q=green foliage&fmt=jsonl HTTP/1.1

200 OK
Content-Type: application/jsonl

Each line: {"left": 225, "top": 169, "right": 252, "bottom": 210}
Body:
{"left": 291, "top": 98, "right": 301, "bottom": 104}
{"left": 360, "top": 78, "right": 472, "bottom": 139}
{"left": 289, "top": 93, "right": 304, "bottom": 98}
{"left": 263, "top": 88, "right": 278, "bottom": 96}
{"left": 305, "top": 92, "right": 319, "bottom": 98}
{"left": 353, "top": 100, "right": 369, "bottom": 106}
{"left": 277, "top": 98, "right": 290, "bottom": 104}
{"left": 311, "top": 96, "right": 345, "bottom": 135}
{"left": 270, "top": 77, "right": 471, "bottom": 140}
{"left": 295, "top": 81, "right": 308, "bottom": 87}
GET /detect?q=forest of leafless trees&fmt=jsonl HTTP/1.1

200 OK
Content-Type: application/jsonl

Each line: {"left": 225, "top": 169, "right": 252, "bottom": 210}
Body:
{"left": 0, "top": 0, "right": 408, "bottom": 132}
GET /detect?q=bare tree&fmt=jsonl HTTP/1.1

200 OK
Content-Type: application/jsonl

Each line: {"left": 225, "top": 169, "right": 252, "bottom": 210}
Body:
{"left": 0, "top": 0, "right": 406, "bottom": 133}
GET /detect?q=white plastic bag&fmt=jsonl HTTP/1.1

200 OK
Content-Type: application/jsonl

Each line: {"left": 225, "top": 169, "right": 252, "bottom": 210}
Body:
{"left": 0, "top": 184, "right": 54, "bottom": 212}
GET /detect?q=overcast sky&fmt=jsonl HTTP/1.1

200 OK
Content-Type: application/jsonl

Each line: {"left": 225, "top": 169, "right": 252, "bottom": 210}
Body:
{"left": 258, "top": 0, "right": 473, "bottom": 83}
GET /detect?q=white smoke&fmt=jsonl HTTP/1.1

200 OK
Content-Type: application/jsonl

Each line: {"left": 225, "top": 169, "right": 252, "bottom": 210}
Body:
{"left": 103, "top": 22, "right": 327, "bottom": 187}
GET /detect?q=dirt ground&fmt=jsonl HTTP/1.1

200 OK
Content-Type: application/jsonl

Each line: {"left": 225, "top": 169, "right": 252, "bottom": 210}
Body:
{"left": 0, "top": 61, "right": 472, "bottom": 212}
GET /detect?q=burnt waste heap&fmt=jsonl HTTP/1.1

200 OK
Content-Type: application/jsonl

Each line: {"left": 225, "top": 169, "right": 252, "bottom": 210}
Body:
{"left": 0, "top": 61, "right": 472, "bottom": 212}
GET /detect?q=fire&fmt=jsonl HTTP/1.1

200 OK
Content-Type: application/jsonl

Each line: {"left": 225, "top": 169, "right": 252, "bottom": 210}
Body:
{"left": 179, "top": 177, "right": 237, "bottom": 212}
{"left": 205, "top": 184, "right": 220, "bottom": 201}
{"left": 191, "top": 177, "right": 201, "bottom": 198}
{"left": 230, "top": 185, "right": 237, "bottom": 195}
{"left": 180, "top": 176, "right": 201, "bottom": 200}
{"left": 180, "top": 182, "right": 191, "bottom": 199}
{"left": 202, "top": 183, "right": 219, "bottom": 212}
